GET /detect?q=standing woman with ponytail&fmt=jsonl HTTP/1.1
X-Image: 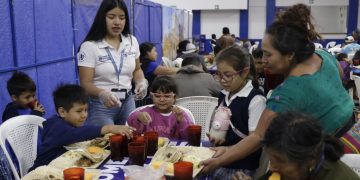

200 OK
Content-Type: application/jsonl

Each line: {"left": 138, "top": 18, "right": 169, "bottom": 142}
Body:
{"left": 207, "top": 45, "right": 266, "bottom": 179}
{"left": 202, "top": 4, "right": 354, "bottom": 173}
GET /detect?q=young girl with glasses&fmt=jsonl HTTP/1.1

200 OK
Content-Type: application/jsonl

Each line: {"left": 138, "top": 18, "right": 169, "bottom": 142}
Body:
{"left": 127, "top": 76, "right": 193, "bottom": 139}
{"left": 208, "top": 45, "right": 266, "bottom": 179}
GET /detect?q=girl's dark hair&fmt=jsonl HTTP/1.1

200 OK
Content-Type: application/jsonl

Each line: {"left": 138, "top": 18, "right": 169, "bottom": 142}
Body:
{"left": 177, "top": 40, "right": 190, "bottom": 56}
{"left": 7, "top": 71, "right": 36, "bottom": 96}
{"left": 215, "top": 45, "right": 259, "bottom": 88}
{"left": 53, "top": 84, "right": 88, "bottom": 112}
{"left": 252, "top": 48, "right": 263, "bottom": 59}
{"left": 150, "top": 76, "right": 178, "bottom": 95}
{"left": 82, "top": 0, "right": 130, "bottom": 43}
{"left": 353, "top": 50, "right": 360, "bottom": 60}
{"left": 263, "top": 111, "right": 343, "bottom": 164}
{"left": 140, "top": 42, "right": 155, "bottom": 58}
{"left": 336, "top": 53, "right": 348, "bottom": 62}
{"left": 266, "top": 4, "right": 321, "bottom": 64}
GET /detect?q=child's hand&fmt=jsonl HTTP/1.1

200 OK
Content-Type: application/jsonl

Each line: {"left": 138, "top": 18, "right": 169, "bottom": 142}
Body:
{"left": 102, "top": 125, "right": 136, "bottom": 139}
{"left": 172, "top": 106, "right": 184, "bottom": 122}
{"left": 138, "top": 112, "right": 152, "bottom": 125}
{"left": 206, "top": 133, "right": 225, "bottom": 146}
{"left": 33, "top": 100, "right": 45, "bottom": 114}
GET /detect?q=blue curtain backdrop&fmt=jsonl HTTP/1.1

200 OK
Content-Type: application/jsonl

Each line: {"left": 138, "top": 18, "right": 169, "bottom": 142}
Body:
{"left": 134, "top": 0, "right": 163, "bottom": 64}
{"left": 0, "top": 0, "right": 76, "bottom": 119}
{"left": 0, "top": 0, "right": 190, "bottom": 122}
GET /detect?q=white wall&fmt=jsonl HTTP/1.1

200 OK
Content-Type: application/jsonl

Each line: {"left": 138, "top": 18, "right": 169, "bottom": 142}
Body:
{"left": 150, "top": 0, "right": 247, "bottom": 10}
{"left": 276, "top": 0, "right": 348, "bottom": 6}
{"left": 311, "top": 6, "right": 347, "bottom": 33}
{"left": 200, "top": 10, "right": 240, "bottom": 39}
{"left": 249, "top": 0, "right": 266, "bottom": 39}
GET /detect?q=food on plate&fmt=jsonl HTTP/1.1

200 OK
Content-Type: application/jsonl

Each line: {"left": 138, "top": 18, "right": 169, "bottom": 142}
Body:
{"left": 158, "top": 137, "right": 169, "bottom": 147}
{"left": 150, "top": 146, "right": 215, "bottom": 177}
{"left": 75, "top": 156, "right": 94, "bottom": 167}
{"left": 89, "top": 138, "right": 109, "bottom": 148}
{"left": 151, "top": 161, "right": 174, "bottom": 174}
{"left": 22, "top": 166, "right": 62, "bottom": 180}
{"left": 85, "top": 172, "right": 94, "bottom": 180}
{"left": 87, "top": 146, "right": 105, "bottom": 154}
{"left": 182, "top": 154, "right": 201, "bottom": 168}
{"left": 49, "top": 149, "right": 110, "bottom": 169}
{"left": 268, "top": 172, "right": 281, "bottom": 180}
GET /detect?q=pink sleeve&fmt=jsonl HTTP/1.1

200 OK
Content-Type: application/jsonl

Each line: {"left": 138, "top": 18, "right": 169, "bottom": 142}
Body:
{"left": 177, "top": 112, "right": 194, "bottom": 140}
{"left": 127, "top": 108, "right": 147, "bottom": 134}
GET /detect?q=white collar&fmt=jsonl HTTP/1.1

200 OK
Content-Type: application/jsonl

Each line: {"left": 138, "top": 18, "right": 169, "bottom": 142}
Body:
{"left": 98, "top": 34, "right": 125, "bottom": 49}
{"left": 221, "top": 80, "right": 253, "bottom": 105}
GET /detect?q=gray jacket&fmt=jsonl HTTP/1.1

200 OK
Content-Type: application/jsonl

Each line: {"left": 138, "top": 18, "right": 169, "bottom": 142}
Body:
{"left": 171, "top": 65, "right": 222, "bottom": 98}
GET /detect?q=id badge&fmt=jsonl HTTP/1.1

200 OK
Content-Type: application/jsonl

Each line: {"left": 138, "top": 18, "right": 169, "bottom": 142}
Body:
{"left": 111, "top": 89, "right": 127, "bottom": 100}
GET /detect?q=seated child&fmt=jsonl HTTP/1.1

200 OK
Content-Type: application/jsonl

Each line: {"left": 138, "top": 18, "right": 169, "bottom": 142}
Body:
{"left": 29, "top": 84, "right": 135, "bottom": 171}
{"left": 252, "top": 48, "right": 266, "bottom": 93}
{"left": 207, "top": 45, "right": 266, "bottom": 179}
{"left": 2, "top": 71, "right": 45, "bottom": 123}
{"left": 127, "top": 76, "right": 193, "bottom": 140}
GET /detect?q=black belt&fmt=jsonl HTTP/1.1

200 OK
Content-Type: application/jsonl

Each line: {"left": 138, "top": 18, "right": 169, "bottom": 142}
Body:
{"left": 334, "top": 114, "right": 355, "bottom": 138}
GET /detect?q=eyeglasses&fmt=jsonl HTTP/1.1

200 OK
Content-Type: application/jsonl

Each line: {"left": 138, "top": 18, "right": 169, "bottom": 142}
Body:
{"left": 214, "top": 70, "right": 241, "bottom": 82}
{"left": 150, "top": 92, "right": 175, "bottom": 100}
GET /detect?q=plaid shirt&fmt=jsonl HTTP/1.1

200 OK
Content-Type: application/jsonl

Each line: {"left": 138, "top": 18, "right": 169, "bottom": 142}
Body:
{"left": 0, "top": 149, "right": 13, "bottom": 180}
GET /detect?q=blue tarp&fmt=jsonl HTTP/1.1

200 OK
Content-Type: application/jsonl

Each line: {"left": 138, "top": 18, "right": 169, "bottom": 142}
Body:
{"left": 0, "top": 0, "right": 195, "bottom": 121}
{"left": 134, "top": 0, "right": 162, "bottom": 64}
{"left": 0, "top": 0, "right": 76, "bottom": 119}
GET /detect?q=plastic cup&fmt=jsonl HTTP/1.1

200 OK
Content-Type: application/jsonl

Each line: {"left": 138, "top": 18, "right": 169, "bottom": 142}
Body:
{"left": 128, "top": 142, "right": 145, "bottom": 166}
{"left": 187, "top": 125, "right": 201, "bottom": 146}
{"left": 110, "top": 134, "right": 125, "bottom": 161}
{"left": 144, "top": 131, "right": 158, "bottom": 156}
{"left": 133, "top": 135, "right": 148, "bottom": 158}
{"left": 63, "top": 167, "right": 84, "bottom": 180}
{"left": 174, "top": 161, "right": 193, "bottom": 180}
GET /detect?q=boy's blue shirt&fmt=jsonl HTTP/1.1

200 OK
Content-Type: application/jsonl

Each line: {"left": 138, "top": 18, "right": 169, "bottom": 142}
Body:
{"left": 2, "top": 102, "right": 44, "bottom": 123}
{"left": 29, "top": 115, "right": 102, "bottom": 171}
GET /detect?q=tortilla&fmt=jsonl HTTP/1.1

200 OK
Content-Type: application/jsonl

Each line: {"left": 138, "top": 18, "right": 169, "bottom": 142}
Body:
{"left": 150, "top": 146, "right": 215, "bottom": 177}
{"left": 49, "top": 149, "right": 110, "bottom": 170}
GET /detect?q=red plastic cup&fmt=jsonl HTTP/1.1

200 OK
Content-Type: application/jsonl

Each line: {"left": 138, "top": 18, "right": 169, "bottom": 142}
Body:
{"left": 133, "top": 136, "right": 148, "bottom": 158}
{"left": 63, "top": 167, "right": 84, "bottom": 180}
{"left": 144, "top": 131, "right": 158, "bottom": 156}
{"left": 174, "top": 161, "right": 193, "bottom": 180}
{"left": 128, "top": 142, "right": 145, "bottom": 166}
{"left": 187, "top": 125, "right": 201, "bottom": 146}
{"left": 110, "top": 134, "right": 125, "bottom": 161}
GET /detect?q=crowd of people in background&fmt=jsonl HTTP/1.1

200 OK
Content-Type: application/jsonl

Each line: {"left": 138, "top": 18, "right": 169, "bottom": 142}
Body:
{"left": 1, "top": 1, "right": 360, "bottom": 180}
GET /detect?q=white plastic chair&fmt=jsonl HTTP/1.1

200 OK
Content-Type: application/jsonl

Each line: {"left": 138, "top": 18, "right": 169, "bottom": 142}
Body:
{"left": 353, "top": 75, "right": 360, "bottom": 100}
{"left": 162, "top": 57, "right": 174, "bottom": 68}
{"left": 340, "top": 154, "right": 360, "bottom": 176}
{"left": 326, "top": 41, "right": 336, "bottom": 49}
{"left": 175, "top": 96, "right": 218, "bottom": 140}
{"left": 0, "top": 115, "right": 45, "bottom": 179}
{"left": 127, "top": 104, "right": 195, "bottom": 125}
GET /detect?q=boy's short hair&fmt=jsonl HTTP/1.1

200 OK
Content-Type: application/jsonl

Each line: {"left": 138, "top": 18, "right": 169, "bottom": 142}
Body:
{"left": 150, "top": 76, "right": 178, "bottom": 95}
{"left": 53, "top": 84, "right": 88, "bottom": 112}
{"left": 7, "top": 71, "right": 36, "bottom": 96}
{"left": 252, "top": 48, "right": 263, "bottom": 59}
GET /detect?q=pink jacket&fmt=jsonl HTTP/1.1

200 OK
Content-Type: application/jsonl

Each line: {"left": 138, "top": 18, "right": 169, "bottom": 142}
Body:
{"left": 127, "top": 106, "right": 193, "bottom": 140}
